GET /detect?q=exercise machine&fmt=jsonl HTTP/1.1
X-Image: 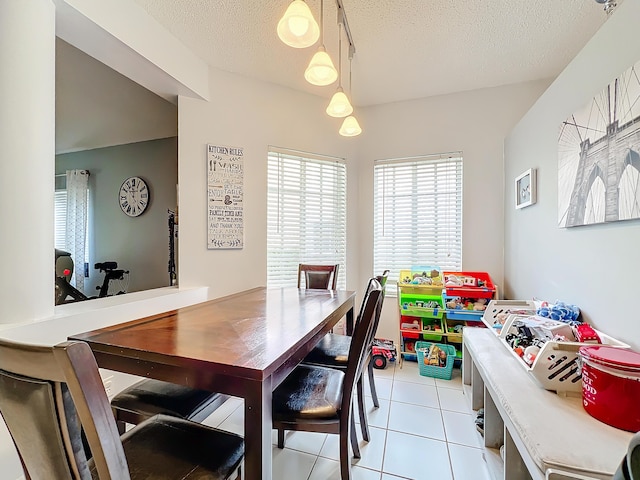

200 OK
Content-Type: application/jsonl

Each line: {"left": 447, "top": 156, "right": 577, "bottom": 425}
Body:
{"left": 55, "top": 249, "right": 129, "bottom": 305}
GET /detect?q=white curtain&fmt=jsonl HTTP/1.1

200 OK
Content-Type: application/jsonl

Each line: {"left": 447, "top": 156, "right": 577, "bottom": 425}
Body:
{"left": 65, "top": 169, "right": 89, "bottom": 291}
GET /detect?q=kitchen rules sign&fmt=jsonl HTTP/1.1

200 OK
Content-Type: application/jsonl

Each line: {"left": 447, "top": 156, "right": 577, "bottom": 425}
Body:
{"left": 207, "top": 144, "right": 244, "bottom": 249}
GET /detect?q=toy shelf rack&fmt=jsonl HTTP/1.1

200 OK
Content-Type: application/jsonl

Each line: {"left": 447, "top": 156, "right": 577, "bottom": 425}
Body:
{"left": 398, "top": 269, "right": 497, "bottom": 367}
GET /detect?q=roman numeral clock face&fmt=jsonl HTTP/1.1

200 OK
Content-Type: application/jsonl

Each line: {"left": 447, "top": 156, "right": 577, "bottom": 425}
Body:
{"left": 119, "top": 176, "right": 149, "bottom": 217}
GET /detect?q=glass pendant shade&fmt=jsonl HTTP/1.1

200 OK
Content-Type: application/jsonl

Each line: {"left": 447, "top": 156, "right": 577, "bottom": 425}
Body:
{"left": 339, "top": 115, "right": 362, "bottom": 137}
{"left": 277, "top": 0, "right": 320, "bottom": 48}
{"left": 304, "top": 46, "right": 338, "bottom": 86}
{"left": 326, "top": 88, "right": 353, "bottom": 117}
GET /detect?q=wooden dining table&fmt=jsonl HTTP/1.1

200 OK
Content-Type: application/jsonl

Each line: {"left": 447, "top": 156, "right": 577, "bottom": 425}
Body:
{"left": 69, "top": 286, "right": 355, "bottom": 480}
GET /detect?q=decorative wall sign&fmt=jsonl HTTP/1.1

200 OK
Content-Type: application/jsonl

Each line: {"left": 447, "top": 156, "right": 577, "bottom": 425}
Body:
{"left": 207, "top": 144, "right": 244, "bottom": 249}
{"left": 558, "top": 58, "right": 640, "bottom": 227}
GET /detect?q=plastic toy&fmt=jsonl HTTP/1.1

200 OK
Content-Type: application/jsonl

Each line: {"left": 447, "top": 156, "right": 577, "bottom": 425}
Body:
{"left": 371, "top": 338, "right": 397, "bottom": 369}
{"left": 536, "top": 301, "right": 581, "bottom": 325}
{"left": 574, "top": 324, "right": 601, "bottom": 343}
{"left": 438, "top": 349, "right": 448, "bottom": 367}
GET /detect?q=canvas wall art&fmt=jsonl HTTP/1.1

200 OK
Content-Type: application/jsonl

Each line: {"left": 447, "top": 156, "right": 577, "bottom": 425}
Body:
{"left": 558, "top": 58, "right": 640, "bottom": 227}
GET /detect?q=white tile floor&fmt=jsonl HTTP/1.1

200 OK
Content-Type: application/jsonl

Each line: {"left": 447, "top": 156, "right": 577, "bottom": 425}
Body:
{"left": 202, "top": 360, "right": 492, "bottom": 480}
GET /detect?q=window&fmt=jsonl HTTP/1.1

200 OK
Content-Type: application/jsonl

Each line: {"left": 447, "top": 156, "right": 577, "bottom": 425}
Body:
{"left": 54, "top": 189, "right": 68, "bottom": 251}
{"left": 267, "top": 148, "right": 347, "bottom": 288}
{"left": 54, "top": 174, "right": 90, "bottom": 273}
{"left": 373, "top": 153, "right": 463, "bottom": 293}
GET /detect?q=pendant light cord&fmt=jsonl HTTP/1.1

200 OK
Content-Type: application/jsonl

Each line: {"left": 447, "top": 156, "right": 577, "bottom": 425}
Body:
{"left": 349, "top": 51, "right": 352, "bottom": 95}
{"left": 320, "top": 0, "right": 324, "bottom": 46}
{"left": 338, "top": 23, "right": 343, "bottom": 87}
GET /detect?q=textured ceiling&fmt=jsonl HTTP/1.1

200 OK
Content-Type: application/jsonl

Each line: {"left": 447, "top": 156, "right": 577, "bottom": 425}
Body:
{"left": 131, "top": 0, "right": 613, "bottom": 107}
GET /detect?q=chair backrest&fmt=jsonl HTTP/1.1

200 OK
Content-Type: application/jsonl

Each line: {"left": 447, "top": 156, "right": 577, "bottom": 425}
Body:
{"left": 297, "top": 264, "right": 339, "bottom": 290}
{"left": 372, "top": 270, "right": 390, "bottom": 335}
{"left": 341, "top": 278, "right": 382, "bottom": 414}
{"left": 0, "top": 338, "right": 131, "bottom": 479}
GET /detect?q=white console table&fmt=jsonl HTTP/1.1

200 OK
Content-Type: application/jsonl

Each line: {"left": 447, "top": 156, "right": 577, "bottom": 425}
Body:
{"left": 462, "top": 328, "right": 631, "bottom": 480}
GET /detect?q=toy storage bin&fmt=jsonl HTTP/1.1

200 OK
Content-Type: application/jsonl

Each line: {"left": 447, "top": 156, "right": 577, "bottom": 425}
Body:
{"left": 443, "top": 294, "right": 486, "bottom": 321}
{"left": 402, "top": 335, "right": 418, "bottom": 361}
{"left": 443, "top": 318, "right": 464, "bottom": 343}
{"left": 415, "top": 341, "right": 456, "bottom": 380}
{"left": 398, "top": 267, "right": 443, "bottom": 295}
{"left": 498, "top": 314, "right": 630, "bottom": 395}
{"left": 442, "top": 271, "right": 496, "bottom": 298}
{"left": 421, "top": 317, "right": 444, "bottom": 341}
{"left": 399, "top": 293, "right": 444, "bottom": 319}
{"left": 481, "top": 299, "right": 537, "bottom": 335}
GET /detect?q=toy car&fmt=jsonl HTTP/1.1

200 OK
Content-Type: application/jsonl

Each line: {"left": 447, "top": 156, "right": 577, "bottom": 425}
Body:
{"left": 371, "top": 338, "right": 397, "bottom": 369}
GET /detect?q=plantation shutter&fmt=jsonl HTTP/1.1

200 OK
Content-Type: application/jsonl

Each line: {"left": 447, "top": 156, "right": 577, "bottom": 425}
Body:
{"left": 267, "top": 148, "right": 347, "bottom": 288}
{"left": 373, "top": 153, "right": 463, "bottom": 293}
{"left": 54, "top": 190, "right": 68, "bottom": 251}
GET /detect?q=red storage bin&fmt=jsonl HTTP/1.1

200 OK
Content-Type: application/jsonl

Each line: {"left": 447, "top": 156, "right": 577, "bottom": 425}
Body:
{"left": 443, "top": 271, "right": 496, "bottom": 298}
{"left": 578, "top": 346, "right": 640, "bottom": 432}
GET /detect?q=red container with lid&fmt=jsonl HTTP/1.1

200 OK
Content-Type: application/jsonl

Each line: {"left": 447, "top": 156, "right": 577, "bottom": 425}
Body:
{"left": 578, "top": 346, "right": 640, "bottom": 432}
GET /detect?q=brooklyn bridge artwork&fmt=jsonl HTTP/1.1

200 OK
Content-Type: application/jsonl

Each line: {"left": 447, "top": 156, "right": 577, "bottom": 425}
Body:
{"left": 558, "top": 58, "right": 640, "bottom": 228}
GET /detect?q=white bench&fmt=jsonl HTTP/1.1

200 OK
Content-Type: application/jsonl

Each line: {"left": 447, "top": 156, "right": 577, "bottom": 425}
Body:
{"left": 462, "top": 327, "right": 632, "bottom": 480}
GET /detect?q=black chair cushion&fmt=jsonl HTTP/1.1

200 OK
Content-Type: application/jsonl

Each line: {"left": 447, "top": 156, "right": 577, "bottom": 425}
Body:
{"left": 111, "top": 379, "right": 225, "bottom": 420}
{"left": 89, "top": 414, "right": 244, "bottom": 479}
{"left": 273, "top": 365, "right": 344, "bottom": 419}
{"left": 303, "top": 333, "right": 351, "bottom": 368}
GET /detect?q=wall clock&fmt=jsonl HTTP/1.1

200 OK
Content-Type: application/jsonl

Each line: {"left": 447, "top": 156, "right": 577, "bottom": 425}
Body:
{"left": 119, "top": 176, "right": 149, "bottom": 217}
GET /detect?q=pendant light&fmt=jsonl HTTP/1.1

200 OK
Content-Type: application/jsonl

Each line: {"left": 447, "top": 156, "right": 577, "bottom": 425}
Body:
{"left": 339, "top": 47, "right": 362, "bottom": 136}
{"left": 326, "top": 22, "right": 353, "bottom": 118}
{"left": 304, "top": 0, "right": 338, "bottom": 86}
{"left": 277, "top": 0, "right": 320, "bottom": 48}
{"left": 339, "top": 115, "right": 362, "bottom": 137}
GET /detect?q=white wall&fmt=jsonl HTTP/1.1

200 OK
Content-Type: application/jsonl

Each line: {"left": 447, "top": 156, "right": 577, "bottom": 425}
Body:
{"left": 177, "top": 68, "right": 360, "bottom": 299}
{"left": 504, "top": 0, "right": 640, "bottom": 350}
{"left": 357, "top": 81, "right": 550, "bottom": 342}
{"left": 56, "top": 38, "right": 177, "bottom": 154}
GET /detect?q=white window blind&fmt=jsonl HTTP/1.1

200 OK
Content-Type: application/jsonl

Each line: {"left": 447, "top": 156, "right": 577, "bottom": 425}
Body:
{"left": 267, "top": 148, "right": 347, "bottom": 288}
{"left": 373, "top": 153, "right": 463, "bottom": 293}
{"left": 54, "top": 190, "right": 68, "bottom": 251}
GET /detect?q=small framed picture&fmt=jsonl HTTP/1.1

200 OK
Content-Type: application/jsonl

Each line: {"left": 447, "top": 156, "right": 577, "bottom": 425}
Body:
{"left": 515, "top": 168, "right": 537, "bottom": 209}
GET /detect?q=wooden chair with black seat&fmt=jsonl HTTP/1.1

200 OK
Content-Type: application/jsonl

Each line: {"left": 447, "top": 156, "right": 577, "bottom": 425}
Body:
{"left": 0, "top": 338, "right": 244, "bottom": 480}
{"left": 302, "top": 270, "right": 390, "bottom": 442}
{"left": 297, "top": 263, "right": 339, "bottom": 289}
{"left": 272, "top": 277, "right": 382, "bottom": 480}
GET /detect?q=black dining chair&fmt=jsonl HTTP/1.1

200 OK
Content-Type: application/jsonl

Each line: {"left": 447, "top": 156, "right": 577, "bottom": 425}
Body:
{"left": 0, "top": 338, "right": 244, "bottom": 479}
{"left": 297, "top": 263, "right": 340, "bottom": 289}
{"left": 302, "top": 270, "right": 389, "bottom": 441}
{"left": 272, "top": 278, "right": 382, "bottom": 480}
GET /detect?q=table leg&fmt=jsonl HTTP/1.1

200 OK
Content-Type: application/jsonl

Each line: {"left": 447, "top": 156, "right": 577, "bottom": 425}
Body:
{"left": 346, "top": 305, "right": 355, "bottom": 335}
{"left": 244, "top": 376, "right": 273, "bottom": 480}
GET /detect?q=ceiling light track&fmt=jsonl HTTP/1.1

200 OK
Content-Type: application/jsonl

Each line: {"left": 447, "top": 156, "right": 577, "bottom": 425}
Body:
{"left": 335, "top": 0, "right": 355, "bottom": 56}
{"left": 595, "top": 0, "right": 617, "bottom": 15}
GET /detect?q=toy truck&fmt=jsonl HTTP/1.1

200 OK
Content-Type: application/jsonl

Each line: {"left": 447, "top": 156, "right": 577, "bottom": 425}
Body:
{"left": 371, "top": 338, "right": 397, "bottom": 369}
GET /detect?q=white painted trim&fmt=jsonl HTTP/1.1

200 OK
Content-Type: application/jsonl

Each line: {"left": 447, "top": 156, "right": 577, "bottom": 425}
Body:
{"left": 54, "top": 0, "right": 210, "bottom": 103}
{"left": 0, "top": 286, "right": 208, "bottom": 346}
